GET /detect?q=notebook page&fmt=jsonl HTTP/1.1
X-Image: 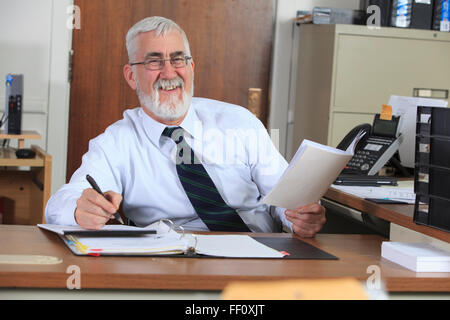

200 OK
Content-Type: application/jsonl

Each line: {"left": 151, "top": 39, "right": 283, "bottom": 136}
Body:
{"left": 194, "top": 235, "right": 284, "bottom": 258}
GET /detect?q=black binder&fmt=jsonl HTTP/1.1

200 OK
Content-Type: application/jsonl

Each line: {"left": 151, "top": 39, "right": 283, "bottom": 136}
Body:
{"left": 411, "top": 0, "right": 434, "bottom": 29}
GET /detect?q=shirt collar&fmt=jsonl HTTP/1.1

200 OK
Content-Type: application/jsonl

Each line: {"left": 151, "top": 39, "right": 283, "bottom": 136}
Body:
{"left": 179, "top": 101, "right": 200, "bottom": 139}
{"left": 139, "top": 100, "right": 200, "bottom": 147}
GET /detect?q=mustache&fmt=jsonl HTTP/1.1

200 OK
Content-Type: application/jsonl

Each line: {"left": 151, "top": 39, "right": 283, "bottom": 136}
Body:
{"left": 153, "top": 77, "right": 185, "bottom": 90}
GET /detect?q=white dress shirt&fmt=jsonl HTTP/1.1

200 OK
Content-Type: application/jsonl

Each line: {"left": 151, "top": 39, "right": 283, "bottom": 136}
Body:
{"left": 45, "top": 97, "right": 292, "bottom": 232}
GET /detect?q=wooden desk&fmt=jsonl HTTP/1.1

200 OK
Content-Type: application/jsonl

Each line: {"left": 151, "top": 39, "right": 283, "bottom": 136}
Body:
{"left": 324, "top": 187, "right": 450, "bottom": 244}
{"left": 0, "top": 132, "right": 52, "bottom": 224}
{"left": 0, "top": 225, "right": 449, "bottom": 294}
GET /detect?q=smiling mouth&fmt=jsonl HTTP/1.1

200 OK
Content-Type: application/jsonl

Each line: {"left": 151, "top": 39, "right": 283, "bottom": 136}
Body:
{"left": 155, "top": 78, "right": 184, "bottom": 93}
{"left": 160, "top": 84, "right": 180, "bottom": 91}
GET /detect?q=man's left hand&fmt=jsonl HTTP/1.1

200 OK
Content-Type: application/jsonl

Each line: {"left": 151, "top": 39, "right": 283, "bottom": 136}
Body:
{"left": 285, "top": 203, "right": 326, "bottom": 238}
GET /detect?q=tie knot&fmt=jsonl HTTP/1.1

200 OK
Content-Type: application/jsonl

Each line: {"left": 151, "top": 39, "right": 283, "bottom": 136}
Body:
{"left": 162, "top": 126, "right": 184, "bottom": 144}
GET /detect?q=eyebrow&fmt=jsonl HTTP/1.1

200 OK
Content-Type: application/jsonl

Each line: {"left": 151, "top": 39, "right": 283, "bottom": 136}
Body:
{"left": 170, "top": 51, "right": 186, "bottom": 58}
{"left": 143, "top": 51, "right": 186, "bottom": 60}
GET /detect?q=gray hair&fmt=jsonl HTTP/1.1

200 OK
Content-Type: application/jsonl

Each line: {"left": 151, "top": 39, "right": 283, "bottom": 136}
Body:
{"left": 126, "top": 16, "right": 191, "bottom": 62}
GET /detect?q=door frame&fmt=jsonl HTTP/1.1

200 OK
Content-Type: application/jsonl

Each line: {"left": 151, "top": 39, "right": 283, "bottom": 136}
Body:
{"left": 46, "top": 0, "right": 74, "bottom": 194}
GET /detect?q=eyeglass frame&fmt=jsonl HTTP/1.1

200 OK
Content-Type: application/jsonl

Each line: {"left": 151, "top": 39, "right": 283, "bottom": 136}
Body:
{"left": 129, "top": 55, "right": 192, "bottom": 71}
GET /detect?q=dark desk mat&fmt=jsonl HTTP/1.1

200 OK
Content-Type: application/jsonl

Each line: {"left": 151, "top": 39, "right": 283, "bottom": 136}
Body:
{"left": 252, "top": 236, "right": 338, "bottom": 260}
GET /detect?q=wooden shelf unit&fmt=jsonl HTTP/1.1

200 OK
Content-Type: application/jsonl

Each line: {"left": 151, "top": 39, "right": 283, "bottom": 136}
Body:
{"left": 0, "top": 131, "right": 51, "bottom": 225}
{"left": 0, "top": 130, "right": 41, "bottom": 149}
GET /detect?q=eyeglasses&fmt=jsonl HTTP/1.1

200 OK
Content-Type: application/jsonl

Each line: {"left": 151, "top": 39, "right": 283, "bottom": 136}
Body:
{"left": 130, "top": 56, "right": 192, "bottom": 71}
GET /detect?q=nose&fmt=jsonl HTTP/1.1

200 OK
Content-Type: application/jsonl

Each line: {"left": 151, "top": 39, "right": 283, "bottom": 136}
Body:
{"left": 159, "top": 59, "right": 178, "bottom": 79}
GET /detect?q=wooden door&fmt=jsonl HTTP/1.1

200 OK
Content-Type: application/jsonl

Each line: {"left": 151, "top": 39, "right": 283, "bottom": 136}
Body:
{"left": 67, "top": 0, "right": 275, "bottom": 180}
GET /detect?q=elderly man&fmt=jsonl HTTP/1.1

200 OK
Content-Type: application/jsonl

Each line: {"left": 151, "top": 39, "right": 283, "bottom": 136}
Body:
{"left": 45, "top": 16, "right": 326, "bottom": 237}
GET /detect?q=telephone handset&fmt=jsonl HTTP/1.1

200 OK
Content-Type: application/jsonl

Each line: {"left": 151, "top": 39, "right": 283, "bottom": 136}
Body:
{"left": 338, "top": 114, "right": 403, "bottom": 175}
{"left": 337, "top": 123, "right": 372, "bottom": 151}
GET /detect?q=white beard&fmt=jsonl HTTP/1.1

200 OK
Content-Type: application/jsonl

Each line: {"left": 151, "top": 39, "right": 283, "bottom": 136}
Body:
{"left": 136, "top": 77, "right": 193, "bottom": 122}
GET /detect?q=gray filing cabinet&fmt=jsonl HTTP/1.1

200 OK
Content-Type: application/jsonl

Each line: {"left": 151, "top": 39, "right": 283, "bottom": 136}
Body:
{"left": 292, "top": 24, "right": 450, "bottom": 153}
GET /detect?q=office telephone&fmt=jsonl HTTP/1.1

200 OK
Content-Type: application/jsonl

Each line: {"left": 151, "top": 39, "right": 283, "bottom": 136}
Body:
{"left": 337, "top": 114, "right": 403, "bottom": 175}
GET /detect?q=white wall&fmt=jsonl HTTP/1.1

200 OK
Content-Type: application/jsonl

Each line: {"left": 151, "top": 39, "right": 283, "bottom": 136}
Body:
{"left": 0, "top": 0, "right": 72, "bottom": 194}
{"left": 0, "top": 0, "right": 53, "bottom": 151}
{"left": 269, "top": 0, "right": 361, "bottom": 159}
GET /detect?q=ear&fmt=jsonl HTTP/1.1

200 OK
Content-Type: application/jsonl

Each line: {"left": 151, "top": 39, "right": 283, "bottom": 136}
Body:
{"left": 123, "top": 64, "right": 137, "bottom": 90}
{"left": 190, "top": 58, "right": 195, "bottom": 73}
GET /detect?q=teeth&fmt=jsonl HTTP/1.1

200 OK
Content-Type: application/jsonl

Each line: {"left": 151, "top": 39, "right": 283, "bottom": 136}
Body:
{"left": 156, "top": 77, "right": 184, "bottom": 91}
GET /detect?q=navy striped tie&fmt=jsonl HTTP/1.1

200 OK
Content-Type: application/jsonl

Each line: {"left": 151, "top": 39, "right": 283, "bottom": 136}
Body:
{"left": 162, "top": 126, "right": 251, "bottom": 232}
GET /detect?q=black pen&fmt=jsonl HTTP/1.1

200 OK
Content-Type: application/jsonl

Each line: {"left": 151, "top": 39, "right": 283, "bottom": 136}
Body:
{"left": 86, "top": 174, "right": 124, "bottom": 224}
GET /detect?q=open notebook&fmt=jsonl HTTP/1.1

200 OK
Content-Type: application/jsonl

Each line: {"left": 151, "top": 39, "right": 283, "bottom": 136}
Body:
{"left": 38, "top": 220, "right": 285, "bottom": 258}
{"left": 38, "top": 220, "right": 338, "bottom": 260}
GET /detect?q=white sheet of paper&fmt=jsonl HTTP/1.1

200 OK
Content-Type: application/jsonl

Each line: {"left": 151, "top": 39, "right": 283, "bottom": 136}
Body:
{"left": 194, "top": 234, "right": 284, "bottom": 258}
{"left": 263, "top": 134, "right": 363, "bottom": 210}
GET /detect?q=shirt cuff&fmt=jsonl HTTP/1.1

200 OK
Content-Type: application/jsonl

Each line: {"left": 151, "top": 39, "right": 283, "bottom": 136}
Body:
{"left": 273, "top": 206, "right": 293, "bottom": 233}
{"left": 60, "top": 198, "right": 79, "bottom": 226}
{"left": 45, "top": 193, "right": 79, "bottom": 226}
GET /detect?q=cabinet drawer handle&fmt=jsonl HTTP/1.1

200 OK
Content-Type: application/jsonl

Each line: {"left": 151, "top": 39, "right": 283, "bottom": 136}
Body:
{"left": 413, "top": 88, "right": 448, "bottom": 99}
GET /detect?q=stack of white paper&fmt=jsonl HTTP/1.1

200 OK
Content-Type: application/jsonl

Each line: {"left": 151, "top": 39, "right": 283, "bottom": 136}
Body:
{"left": 263, "top": 133, "right": 364, "bottom": 210}
{"left": 331, "top": 185, "right": 416, "bottom": 203}
{"left": 381, "top": 242, "right": 450, "bottom": 272}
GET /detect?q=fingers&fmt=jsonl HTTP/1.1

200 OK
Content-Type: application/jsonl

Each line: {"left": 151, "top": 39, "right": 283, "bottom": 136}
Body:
{"left": 74, "top": 208, "right": 111, "bottom": 230}
{"left": 297, "top": 203, "right": 324, "bottom": 215}
{"left": 285, "top": 203, "right": 327, "bottom": 238}
{"left": 83, "top": 189, "right": 117, "bottom": 214}
{"left": 74, "top": 189, "right": 122, "bottom": 230}
{"left": 291, "top": 223, "right": 319, "bottom": 238}
{"left": 286, "top": 205, "right": 326, "bottom": 224}
{"left": 104, "top": 191, "right": 123, "bottom": 211}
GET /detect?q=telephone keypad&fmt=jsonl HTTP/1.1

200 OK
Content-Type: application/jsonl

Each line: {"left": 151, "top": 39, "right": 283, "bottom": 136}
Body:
{"left": 345, "top": 135, "right": 396, "bottom": 171}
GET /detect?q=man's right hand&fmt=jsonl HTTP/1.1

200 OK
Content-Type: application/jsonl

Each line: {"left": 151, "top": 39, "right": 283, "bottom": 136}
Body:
{"left": 74, "top": 189, "right": 123, "bottom": 230}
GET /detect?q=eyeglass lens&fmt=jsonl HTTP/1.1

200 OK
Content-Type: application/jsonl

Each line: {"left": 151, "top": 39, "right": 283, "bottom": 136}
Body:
{"left": 145, "top": 57, "right": 189, "bottom": 70}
